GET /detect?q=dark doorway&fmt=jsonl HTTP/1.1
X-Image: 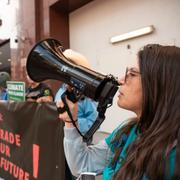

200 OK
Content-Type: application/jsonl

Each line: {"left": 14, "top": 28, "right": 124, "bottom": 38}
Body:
{"left": 0, "top": 39, "right": 11, "bottom": 74}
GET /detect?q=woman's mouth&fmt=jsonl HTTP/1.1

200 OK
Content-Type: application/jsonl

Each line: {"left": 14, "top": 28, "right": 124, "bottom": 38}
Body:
{"left": 118, "top": 91, "right": 124, "bottom": 97}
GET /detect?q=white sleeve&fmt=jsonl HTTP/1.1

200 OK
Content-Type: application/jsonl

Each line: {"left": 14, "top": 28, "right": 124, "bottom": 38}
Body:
{"left": 63, "top": 127, "right": 113, "bottom": 177}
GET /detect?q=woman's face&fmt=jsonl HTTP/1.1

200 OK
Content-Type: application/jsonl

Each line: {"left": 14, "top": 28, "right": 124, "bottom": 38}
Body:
{"left": 117, "top": 59, "right": 143, "bottom": 117}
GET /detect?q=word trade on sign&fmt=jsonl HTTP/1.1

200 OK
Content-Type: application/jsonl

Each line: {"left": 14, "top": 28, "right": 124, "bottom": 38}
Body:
{"left": 0, "top": 102, "right": 65, "bottom": 180}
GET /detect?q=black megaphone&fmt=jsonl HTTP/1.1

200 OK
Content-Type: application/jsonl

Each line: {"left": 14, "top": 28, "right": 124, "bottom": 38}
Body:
{"left": 26, "top": 38, "right": 119, "bottom": 141}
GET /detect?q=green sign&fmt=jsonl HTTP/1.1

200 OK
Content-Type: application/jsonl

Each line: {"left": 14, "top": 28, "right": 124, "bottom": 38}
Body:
{"left": 6, "top": 81, "right": 25, "bottom": 101}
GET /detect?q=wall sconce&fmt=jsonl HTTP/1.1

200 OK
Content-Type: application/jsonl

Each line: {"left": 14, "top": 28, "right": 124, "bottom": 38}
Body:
{"left": 110, "top": 25, "right": 155, "bottom": 44}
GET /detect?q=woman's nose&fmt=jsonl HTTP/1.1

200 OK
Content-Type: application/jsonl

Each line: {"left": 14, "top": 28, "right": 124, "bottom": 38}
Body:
{"left": 118, "top": 77, "right": 125, "bottom": 86}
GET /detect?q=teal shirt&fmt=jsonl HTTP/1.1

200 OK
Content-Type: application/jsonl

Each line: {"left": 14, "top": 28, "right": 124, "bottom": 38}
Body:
{"left": 103, "top": 124, "right": 176, "bottom": 180}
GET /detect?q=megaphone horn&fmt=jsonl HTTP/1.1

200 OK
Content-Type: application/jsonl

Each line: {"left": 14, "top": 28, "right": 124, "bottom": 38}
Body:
{"left": 26, "top": 38, "right": 119, "bottom": 104}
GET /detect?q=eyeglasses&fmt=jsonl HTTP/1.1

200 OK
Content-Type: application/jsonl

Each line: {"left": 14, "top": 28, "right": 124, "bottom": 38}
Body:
{"left": 124, "top": 67, "right": 141, "bottom": 83}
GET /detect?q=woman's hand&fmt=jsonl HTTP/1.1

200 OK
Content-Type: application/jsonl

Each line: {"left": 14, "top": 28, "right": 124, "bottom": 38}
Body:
{"left": 56, "top": 97, "right": 78, "bottom": 128}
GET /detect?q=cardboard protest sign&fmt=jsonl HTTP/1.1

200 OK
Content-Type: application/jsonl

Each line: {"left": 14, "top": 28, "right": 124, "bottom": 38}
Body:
{"left": 6, "top": 81, "right": 26, "bottom": 101}
{"left": 0, "top": 102, "right": 65, "bottom": 180}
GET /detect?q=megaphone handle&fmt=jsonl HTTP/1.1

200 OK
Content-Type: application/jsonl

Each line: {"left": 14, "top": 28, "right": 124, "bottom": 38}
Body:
{"left": 60, "top": 93, "right": 107, "bottom": 143}
{"left": 82, "top": 104, "right": 107, "bottom": 142}
{"left": 65, "top": 89, "right": 79, "bottom": 103}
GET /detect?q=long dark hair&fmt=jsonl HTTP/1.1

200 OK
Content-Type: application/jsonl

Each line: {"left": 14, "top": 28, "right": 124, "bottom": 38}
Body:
{"left": 112, "top": 44, "right": 180, "bottom": 180}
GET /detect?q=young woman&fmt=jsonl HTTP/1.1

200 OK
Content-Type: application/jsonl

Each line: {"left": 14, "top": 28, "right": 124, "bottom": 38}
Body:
{"left": 57, "top": 44, "right": 180, "bottom": 180}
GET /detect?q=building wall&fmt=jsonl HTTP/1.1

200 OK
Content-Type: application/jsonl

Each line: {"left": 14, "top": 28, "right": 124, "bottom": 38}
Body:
{"left": 9, "top": 0, "right": 65, "bottom": 93}
{"left": 69, "top": 0, "right": 180, "bottom": 132}
{"left": 10, "top": 0, "right": 36, "bottom": 81}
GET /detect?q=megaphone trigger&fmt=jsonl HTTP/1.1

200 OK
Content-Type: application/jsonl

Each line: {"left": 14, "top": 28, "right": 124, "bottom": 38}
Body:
{"left": 65, "top": 88, "right": 82, "bottom": 103}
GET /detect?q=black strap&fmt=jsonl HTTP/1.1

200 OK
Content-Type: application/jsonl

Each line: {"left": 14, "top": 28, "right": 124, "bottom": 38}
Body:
{"left": 61, "top": 92, "right": 85, "bottom": 138}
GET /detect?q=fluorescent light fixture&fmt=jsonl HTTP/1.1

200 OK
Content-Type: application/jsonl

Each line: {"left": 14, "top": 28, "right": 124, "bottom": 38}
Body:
{"left": 110, "top": 25, "right": 154, "bottom": 44}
